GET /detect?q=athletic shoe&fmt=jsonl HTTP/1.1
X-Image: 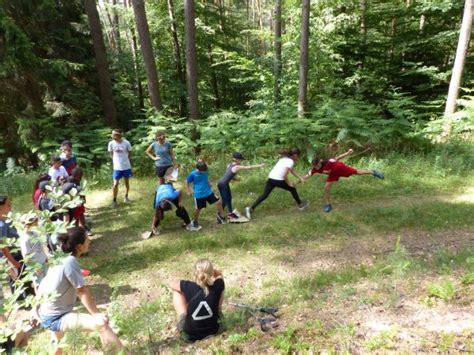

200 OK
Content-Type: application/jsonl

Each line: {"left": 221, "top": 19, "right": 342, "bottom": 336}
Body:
{"left": 245, "top": 207, "right": 252, "bottom": 220}
{"left": 372, "top": 170, "right": 385, "bottom": 179}
{"left": 110, "top": 201, "right": 118, "bottom": 209}
{"left": 142, "top": 231, "right": 154, "bottom": 239}
{"left": 324, "top": 204, "right": 333, "bottom": 213}
{"left": 298, "top": 201, "right": 309, "bottom": 211}
{"left": 231, "top": 209, "right": 241, "bottom": 218}
{"left": 124, "top": 196, "right": 131, "bottom": 203}
{"left": 228, "top": 212, "right": 239, "bottom": 220}
{"left": 192, "top": 220, "right": 200, "bottom": 229}
{"left": 216, "top": 214, "right": 227, "bottom": 224}
{"left": 186, "top": 223, "right": 202, "bottom": 231}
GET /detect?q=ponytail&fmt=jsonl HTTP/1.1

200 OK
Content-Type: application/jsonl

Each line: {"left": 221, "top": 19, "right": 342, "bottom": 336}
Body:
{"left": 194, "top": 259, "right": 215, "bottom": 296}
{"left": 58, "top": 227, "right": 87, "bottom": 255}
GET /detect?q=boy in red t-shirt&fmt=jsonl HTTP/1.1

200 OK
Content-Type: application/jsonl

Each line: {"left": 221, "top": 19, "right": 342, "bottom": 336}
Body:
{"left": 305, "top": 148, "right": 384, "bottom": 212}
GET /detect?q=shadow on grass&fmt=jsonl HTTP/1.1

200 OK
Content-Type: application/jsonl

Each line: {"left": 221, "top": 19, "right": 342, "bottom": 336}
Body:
{"left": 86, "top": 199, "right": 474, "bottom": 278}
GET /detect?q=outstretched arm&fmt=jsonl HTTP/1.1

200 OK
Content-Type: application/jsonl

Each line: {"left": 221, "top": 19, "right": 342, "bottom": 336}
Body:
{"left": 335, "top": 148, "right": 353, "bottom": 161}
{"left": 232, "top": 163, "right": 265, "bottom": 173}
{"left": 290, "top": 168, "right": 305, "bottom": 183}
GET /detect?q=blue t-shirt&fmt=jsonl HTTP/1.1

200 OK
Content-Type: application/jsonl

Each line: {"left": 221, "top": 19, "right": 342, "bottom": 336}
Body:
{"left": 186, "top": 170, "right": 212, "bottom": 199}
{"left": 0, "top": 220, "right": 19, "bottom": 257}
{"left": 154, "top": 184, "right": 180, "bottom": 209}
{"left": 152, "top": 141, "right": 173, "bottom": 167}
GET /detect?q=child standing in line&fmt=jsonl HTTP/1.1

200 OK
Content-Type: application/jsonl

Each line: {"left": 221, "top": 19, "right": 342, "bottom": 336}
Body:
{"left": 186, "top": 161, "right": 226, "bottom": 229}
{"left": 32, "top": 173, "right": 51, "bottom": 208}
{"left": 305, "top": 148, "right": 384, "bottom": 212}
{"left": 60, "top": 140, "right": 77, "bottom": 176}
{"left": 62, "top": 168, "right": 88, "bottom": 231}
{"left": 18, "top": 216, "right": 48, "bottom": 290}
{"left": 217, "top": 152, "right": 264, "bottom": 221}
{"left": 245, "top": 148, "right": 308, "bottom": 219}
{"left": 48, "top": 155, "right": 69, "bottom": 183}
{"left": 108, "top": 128, "right": 132, "bottom": 208}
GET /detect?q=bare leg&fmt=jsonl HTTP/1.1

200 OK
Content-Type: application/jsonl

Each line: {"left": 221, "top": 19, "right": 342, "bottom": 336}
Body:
{"left": 356, "top": 169, "right": 372, "bottom": 175}
{"left": 215, "top": 200, "right": 225, "bottom": 216}
{"left": 112, "top": 179, "right": 119, "bottom": 199}
{"left": 172, "top": 290, "right": 188, "bottom": 318}
{"left": 52, "top": 331, "right": 64, "bottom": 355}
{"left": 193, "top": 208, "right": 202, "bottom": 224}
{"left": 324, "top": 182, "right": 333, "bottom": 205}
{"left": 124, "top": 178, "right": 130, "bottom": 196}
{"left": 60, "top": 313, "right": 123, "bottom": 352}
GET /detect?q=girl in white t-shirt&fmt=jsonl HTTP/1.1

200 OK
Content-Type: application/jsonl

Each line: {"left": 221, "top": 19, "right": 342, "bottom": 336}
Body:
{"left": 245, "top": 148, "right": 308, "bottom": 219}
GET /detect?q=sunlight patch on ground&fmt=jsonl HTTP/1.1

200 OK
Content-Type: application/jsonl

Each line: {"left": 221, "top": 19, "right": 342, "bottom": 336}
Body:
{"left": 449, "top": 186, "right": 474, "bottom": 203}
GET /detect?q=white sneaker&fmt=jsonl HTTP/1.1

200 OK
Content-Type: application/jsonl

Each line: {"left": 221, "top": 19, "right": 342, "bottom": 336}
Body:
{"left": 232, "top": 209, "right": 241, "bottom": 218}
{"left": 110, "top": 201, "right": 118, "bottom": 209}
{"left": 124, "top": 196, "right": 131, "bottom": 203}
{"left": 186, "top": 223, "right": 202, "bottom": 232}
{"left": 245, "top": 207, "right": 252, "bottom": 220}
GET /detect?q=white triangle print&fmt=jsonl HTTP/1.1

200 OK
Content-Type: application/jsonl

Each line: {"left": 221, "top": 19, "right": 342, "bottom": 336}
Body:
{"left": 191, "top": 301, "right": 213, "bottom": 321}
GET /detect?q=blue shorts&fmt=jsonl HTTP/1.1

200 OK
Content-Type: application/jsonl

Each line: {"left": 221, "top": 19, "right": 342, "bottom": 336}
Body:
{"left": 40, "top": 313, "right": 67, "bottom": 332}
{"left": 113, "top": 169, "right": 133, "bottom": 180}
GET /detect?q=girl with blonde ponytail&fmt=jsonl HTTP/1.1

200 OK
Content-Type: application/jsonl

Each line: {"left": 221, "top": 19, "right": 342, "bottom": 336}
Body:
{"left": 170, "top": 259, "right": 225, "bottom": 341}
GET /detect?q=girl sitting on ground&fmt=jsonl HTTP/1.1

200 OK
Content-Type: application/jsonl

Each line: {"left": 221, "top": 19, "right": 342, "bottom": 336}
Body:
{"left": 37, "top": 227, "right": 123, "bottom": 354}
{"left": 169, "top": 259, "right": 225, "bottom": 342}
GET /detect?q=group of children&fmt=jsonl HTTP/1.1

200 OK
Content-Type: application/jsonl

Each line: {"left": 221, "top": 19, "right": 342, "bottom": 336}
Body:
{"left": 1, "top": 129, "right": 386, "bottom": 352}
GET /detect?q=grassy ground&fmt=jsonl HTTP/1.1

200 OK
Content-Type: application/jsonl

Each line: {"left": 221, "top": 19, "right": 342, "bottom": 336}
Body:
{"left": 7, "top": 151, "right": 474, "bottom": 353}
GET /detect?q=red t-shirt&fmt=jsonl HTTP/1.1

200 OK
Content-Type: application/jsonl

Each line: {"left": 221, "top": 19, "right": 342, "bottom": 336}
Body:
{"left": 33, "top": 189, "right": 42, "bottom": 209}
{"left": 310, "top": 159, "right": 358, "bottom": 182}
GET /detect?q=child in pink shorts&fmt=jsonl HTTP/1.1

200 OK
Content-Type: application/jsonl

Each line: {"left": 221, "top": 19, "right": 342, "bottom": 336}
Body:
{"left": 305, "top": 148, "right": 384, "bottom": 212}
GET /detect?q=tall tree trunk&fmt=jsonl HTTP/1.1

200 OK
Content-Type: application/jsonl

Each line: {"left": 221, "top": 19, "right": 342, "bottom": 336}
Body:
{"left": 444, "top": 0, "right": 472, "bottom": 115}
{"left": 184, "top": 0, "right": 200, "bottom": 121}
{"left": 273, "top": 0, "right": 282, "bottom": 104}
{"left": 124, "top": 0, "right": 144, "bottom": 110}
{"left": 297, "top": 0, "right": 310, "bottom": 116}
{"left": 359, "top": 0, "right": 367, "bottom": 68}
{"left": 112, "top": 0, "right": 121, "bottom": 53}
{"left": 131, "top": 0, "right": 163, "bottom": 110}
{"left": 167, "top": 0, "right": 187, "bottom": 116}
{"left": 85, "top": 0, "right": 118, "bottom": 127}
{"left": 204, "top": 1, "right": 221, "bottom": 109}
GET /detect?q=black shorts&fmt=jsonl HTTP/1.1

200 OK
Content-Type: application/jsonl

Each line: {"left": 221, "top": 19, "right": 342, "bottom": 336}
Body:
{"left": 194, "top": 193, "right": 219, "bottom": 209}
{"left": 155, "top": 165, "right": 172, "bottom": 178}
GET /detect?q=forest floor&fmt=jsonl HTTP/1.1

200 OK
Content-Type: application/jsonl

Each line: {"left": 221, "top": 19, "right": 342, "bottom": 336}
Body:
{"left": 19, "top": 154, "right": 474, "bottom": 353}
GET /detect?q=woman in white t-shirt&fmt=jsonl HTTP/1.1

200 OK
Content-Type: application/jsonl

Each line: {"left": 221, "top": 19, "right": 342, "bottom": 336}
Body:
{"left": 245, "top": 148, "right": 308, "bottom": 219}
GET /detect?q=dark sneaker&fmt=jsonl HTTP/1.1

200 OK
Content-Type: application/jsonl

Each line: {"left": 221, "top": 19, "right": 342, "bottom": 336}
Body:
{"left": 228, "top": 212, "right": 239, "bottom": 220}
{"left": 124, "top": 196, "right": 131, "bottom": 203}
{"left": 192, "top": 220, "right": 200, "bottom": 229}
{"left": 372, "top": 170, "right": 384, "bottom": 179}
{"left": 298, "top": 201, "right": 309, "bottom": 211}
{"left": 245, "top": 207, "right": 252, "bottom": 220}
{"left": 216, "top": 214, "right": 227, "bottom": 224}
{"left": 324, "top": 204, "right": 333, "bottom": 213}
